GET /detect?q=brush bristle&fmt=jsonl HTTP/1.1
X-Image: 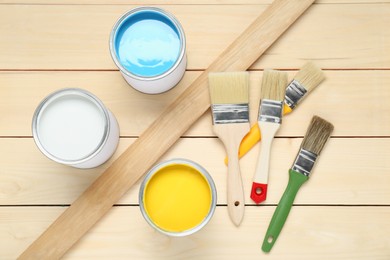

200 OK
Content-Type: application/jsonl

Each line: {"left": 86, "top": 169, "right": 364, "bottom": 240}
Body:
{"left": 301, "top": 116, "right": 334, "bottom": 155}
{"left": 294, "top": 62, "right": 325, "bottom": 92}
{"left": 208, "top": 72, "right": 249, "bottom": 104}
{"left": 260, "top": 70, "right": 287, "bottom": 101}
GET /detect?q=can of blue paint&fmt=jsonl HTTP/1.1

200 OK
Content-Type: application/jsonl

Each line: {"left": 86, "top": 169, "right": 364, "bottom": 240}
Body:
{"left": 109, "top": 7, "right": 187, "bottom": 94}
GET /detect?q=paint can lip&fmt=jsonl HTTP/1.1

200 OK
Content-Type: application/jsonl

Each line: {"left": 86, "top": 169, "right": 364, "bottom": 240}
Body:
{"left": 139, "top": 158, "right": 217, "bottom": 237}
{"left": 32, "top": 88, "right": 111, "bottom": 165}
{"left": 109, "top": 6, "right": 187, "bottom": 81}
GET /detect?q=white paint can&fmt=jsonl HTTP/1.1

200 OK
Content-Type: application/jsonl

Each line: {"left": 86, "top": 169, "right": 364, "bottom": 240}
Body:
{"left": 109, "top": 7, "right": 187, "bottom": 94}
{"left": 32, "top": 88, "right": 120, "bottom": 169}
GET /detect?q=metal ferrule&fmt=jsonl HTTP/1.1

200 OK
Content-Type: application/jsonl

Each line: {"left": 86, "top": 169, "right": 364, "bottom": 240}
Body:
{"left": 291, "top": 148, "right": 318, "bottom": 177}
{"left": 211, "top": 104, "right": 249, "bottom": 124}
{"left": 284, "top": 79, "right": 307, "bottom": 109}
{"left": 258, "top": 99, "right": 283, "bottom": 124}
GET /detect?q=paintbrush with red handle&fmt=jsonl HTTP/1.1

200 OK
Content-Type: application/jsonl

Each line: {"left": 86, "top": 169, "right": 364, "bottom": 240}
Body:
{"left": 250, "top": 70, "right": 287, "bottom": 204}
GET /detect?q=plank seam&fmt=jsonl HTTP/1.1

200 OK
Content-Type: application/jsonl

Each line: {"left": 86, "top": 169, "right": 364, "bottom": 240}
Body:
{"left": 0, "top": 68, "right": 390, "bottom": 72}
{"left": 0, "top": 204, "right": 389, "bottom": 207}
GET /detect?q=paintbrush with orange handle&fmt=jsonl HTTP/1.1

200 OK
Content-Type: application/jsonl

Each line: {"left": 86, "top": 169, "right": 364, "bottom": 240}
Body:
{"left": 224, "top": 62, "right": 325, "bottom": 165}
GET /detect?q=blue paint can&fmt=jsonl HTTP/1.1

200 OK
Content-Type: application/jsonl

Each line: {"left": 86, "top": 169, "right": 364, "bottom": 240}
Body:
{"left": 110, "top": 7, "right": 187, "bottom": 94}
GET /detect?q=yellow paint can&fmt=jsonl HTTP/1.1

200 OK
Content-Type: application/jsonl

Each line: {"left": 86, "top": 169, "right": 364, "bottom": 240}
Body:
{"left": 139, "top": 159, "right": 217, "bottom": 236}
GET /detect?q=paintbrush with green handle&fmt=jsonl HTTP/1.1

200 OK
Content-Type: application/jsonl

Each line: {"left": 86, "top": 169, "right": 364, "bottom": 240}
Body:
{"left": 262, "top": 115, "right": 334, "bottom": 253}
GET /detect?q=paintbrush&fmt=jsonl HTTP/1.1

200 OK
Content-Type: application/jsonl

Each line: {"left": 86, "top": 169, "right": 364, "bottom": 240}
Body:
{"left": 224, "top": 62, "right": 325, "bottom": 164}
{"left": 19, "top": 0, "right": 316, "bottom": 258}
{"left": 250, "top": 70, "right": 287, "bottom": 204}
{"left": 284, "top": 62, "right": 326, "bottom": 113}
{"left": 209, "top": 72, "right": 250, "bottom": 226}
{"left": 262, "top": 115, "right": 334, "bottom": 253}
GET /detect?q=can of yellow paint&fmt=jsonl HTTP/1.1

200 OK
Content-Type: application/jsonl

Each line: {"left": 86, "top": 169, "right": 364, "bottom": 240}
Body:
{"left": 139, "top": 159, "right": 217, "bottom": 236}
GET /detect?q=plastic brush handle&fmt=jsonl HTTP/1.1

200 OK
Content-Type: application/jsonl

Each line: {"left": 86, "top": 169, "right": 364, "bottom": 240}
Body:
{"left": 283, "top": 104, "right": 293, "bottom": 114}
{"left": 261, "top": 169, "right": 308, "bottom": 253}
{"left": 224, "top": 124, "right": 261, "bottom": 165}
{"left": 224, "top": 104, "right": 292, "bottom": 165}
{"left": 250, "top": 182, "right": 268, "bottom": 204}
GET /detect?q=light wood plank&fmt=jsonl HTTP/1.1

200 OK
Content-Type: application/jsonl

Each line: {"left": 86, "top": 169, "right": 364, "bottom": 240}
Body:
{"left": 0, "top": 137, "right": 389, "bottom": 205}
{"left": 0, "top": 2, "right": 387, "bottom": 259}
{"left": 1, "top": 206, "right": 389, "bottom": 259}
{"left": 0, "top": 71, "right": 201, "bottom": 137}
{"left": 0, "top": 4, "right": 388, "bottom": 69}
{"left": 1, "top": 1, "right": 389, "bottom": 5}
{"left": 0, "top": 70, "right": 389, "bottom": 137}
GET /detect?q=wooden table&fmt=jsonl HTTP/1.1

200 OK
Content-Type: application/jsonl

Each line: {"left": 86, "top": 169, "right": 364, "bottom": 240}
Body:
{"left": 1, "top": 0, "right": 389, "bottom": 259}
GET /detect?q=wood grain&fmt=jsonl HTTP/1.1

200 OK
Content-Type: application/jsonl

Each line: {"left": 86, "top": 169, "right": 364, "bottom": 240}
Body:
{"left": 18, "top": 1, "right": 316, "bottom": 258}
{"left": 1, "top": 138, "right": 389, "bottom": 206}
{"left": 1, "top": 0, "right": 389, "bottom": 259}
{"left": 2, "top": 206, "right": 390, "bottom": 259}
{"left": 213, "top": 123, "right": 249, "bottom": 225}
{"left": 1, "top": 70, "right": 389, "bottom": 137}
{"left": 0, "top": 4, "right": 388, "bottom": 70}
{"left": 251, "top": 121, "right": 281, "bottom": 204}
{"left": 1, "top": 0, "right": 389, "bottom": 5}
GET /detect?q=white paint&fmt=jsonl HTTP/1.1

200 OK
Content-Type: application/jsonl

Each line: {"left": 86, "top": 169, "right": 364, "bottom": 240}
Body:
{"left": 36, "top": 94, "right": 106, "bottom": 161}
{"left": 33, "top": 89, "right": 120, "bottom": 168}
{"left": 72, "top": 109, "right": 119, "bottom": 169}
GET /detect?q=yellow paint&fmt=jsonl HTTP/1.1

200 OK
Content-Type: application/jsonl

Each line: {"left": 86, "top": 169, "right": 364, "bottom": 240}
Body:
{"left": 143, "top": 164, "right": 212, "bottom": 232}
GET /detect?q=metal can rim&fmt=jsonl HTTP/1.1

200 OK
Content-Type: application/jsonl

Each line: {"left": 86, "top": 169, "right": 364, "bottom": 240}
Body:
{"left": 109, "top": 6, "right": 187, "bottom": 81}
{"left": 31, "top": 88, "right": 111, "bottom": 165}
{"left": 139, "top": 158, "right": 217, "bottom": 237}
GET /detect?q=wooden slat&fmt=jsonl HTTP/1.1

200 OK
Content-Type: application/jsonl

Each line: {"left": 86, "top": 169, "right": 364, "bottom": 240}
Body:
{"left": 0, "top": 4, "right": 388, "bottom": 69}
{"left": 1, "top": 137, "right": 389, "bottom": 205}
{"left": 1, "top": 70, "right": 389, "bottom": 137}
{"left": 1, "top": 1, "right": 389, "bottom": 5}
{"left": 2, "top": 206, "right": 389, "bottom": 259}
{"left": 0, "top": 1, "right": 388, "bottom": 259}
{"left": 0, "top": 71, "right": 201, "bottom": 137}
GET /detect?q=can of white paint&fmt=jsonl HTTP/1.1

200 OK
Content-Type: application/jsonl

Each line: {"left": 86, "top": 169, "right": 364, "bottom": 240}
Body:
{"left": 32, "top": 88, "right": 120, "bottom": 169}
{"left": 109, "top": 7, "right": 187, "bottom": 94}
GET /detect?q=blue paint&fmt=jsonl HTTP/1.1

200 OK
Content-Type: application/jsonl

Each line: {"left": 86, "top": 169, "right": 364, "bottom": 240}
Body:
{"left": 114, "top": 10, "right": 182, "bottom": 78}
